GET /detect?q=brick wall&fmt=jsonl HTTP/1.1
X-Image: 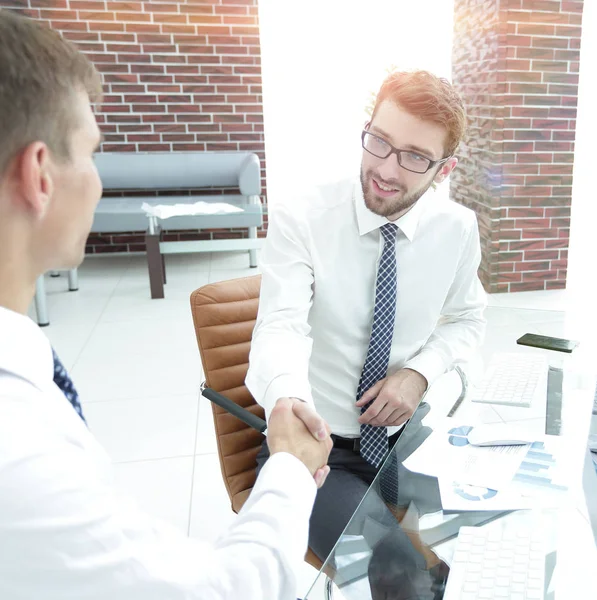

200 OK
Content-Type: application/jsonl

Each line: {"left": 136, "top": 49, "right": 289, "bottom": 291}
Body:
{"left": 452, "top": 0, "right": 583, "bottom": 293}
{"left": 1, "top": 0, "right": 266, "bottom": 254}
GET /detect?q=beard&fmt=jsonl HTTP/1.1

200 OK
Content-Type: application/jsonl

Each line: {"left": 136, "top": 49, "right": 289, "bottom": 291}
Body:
{"left": 360, "top": 167, "right": 433, "bottom": 218}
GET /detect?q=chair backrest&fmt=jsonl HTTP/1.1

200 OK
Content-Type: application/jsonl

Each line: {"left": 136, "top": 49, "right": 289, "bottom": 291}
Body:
{"left": 94, "top": 151, "right": 262, "bottom": 197}
{"left": 190, "top": 275, "right": 263, "bottom": 512}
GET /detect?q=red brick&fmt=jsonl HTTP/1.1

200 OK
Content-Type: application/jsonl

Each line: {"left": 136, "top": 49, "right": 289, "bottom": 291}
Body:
{"left": 524, "top": 250, "right": 559, "bottom": 261}
{"left": 515, "top": 260, "right": 551, "bottom": 271}
{"left": 214, "top": 5, "right": 248, "bottom": 15}
{"left": 62, "top": 31, "right": 101, "bottom": 42}
{"left": 118, "top": 125, "right": 153, "bottom": 133}
{"left": 193, "top": 94, "right": 226, "bottom": 103}
{"left": 522, "top": 270, "right": 558, "bottom": 281}
{"left": 206, "top": 142, "right": 238, "bottom": 151}
{"left": 138, "top": 144, "right": 172, "bottom": 151}
{"left": 158, "top": 94, "right": 192, "bottom": 103}
{"left": 51, "top": 20, "right": 88, "bottom": 31}
{"left": 137, "top": 33, "right": 174, "bottom": 44}
{"left": 108, "top": 2, "right": 144, "bottom": 11}
{"left": 509, "top": 240, "right": 546, "bottom": 251}
{"left": 555, "top": 25, "right": 581, "bottom": 37}
{"left": 195, "top": 25, "right": 231, "bottom": 35}
{"left": 517, "top": 23, "right": 555, "bottom": 35}
{"left": 176, "top": 113, "right": 212, "bottom": 123}
{"left": 153, "top": 124, "right": 187, "bottom": 133}
{"left": 524, "top": 95, "right": 562, "bottom": 106}
{"left": 188, "top": 124, "right": 222, "bottom": 133}
{"left": 510, "top": 83, "right": 548, "bottom": 94}
{"left": 142, "top": 114, "right": 177, "bottom": 123}
{"left": 162, "top": 25, "right": 196, "bottom": 35}
{"left": 508, "top": 207, "right": 545, "bottom": 218}
{"left": 540, "top": 165, "right": 573, "bottom": 175}
{"left": 527, "top": 175, "right": 572, "bottom": 186}
{"left": 522, "top": 0, "right": 563, "bottom": 11}
{"left": 127, "top": 134, "right": 161, "bottom": 142}
{"left": 521, "top": 228, "right": 558, "bottom": 239}
{"left": 502, "top": 164, "right": 539, "bottom": 175}
{"left": 143, "top": 44, "right": 178, "bottom": 53}
{"left": 131, "top": 104, "right": 166, "bottom": 113}
{"left": 514, "top": 130, "right": 551, "bottom": 141}
{"left": 88, "top": 21, "right": 125, "bottom": 32}
{"left": 166, "top": 104, "right": 200, "bottom": 113}
{"left": 504, "top": 142, "right": 534, "bottom": 152}
{"left": 512, "top": 107, "right": 550, "bottom": 118}
{"left": 161, "top": 134, "right": 196, "bottom": 142}
{"left": 125, "top": 23, "right": 161, "bottom": 33}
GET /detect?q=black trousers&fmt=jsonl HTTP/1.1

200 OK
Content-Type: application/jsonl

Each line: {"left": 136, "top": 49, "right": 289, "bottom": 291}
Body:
{"left": 256, "top": 431, "right": 403, "bottom": 561}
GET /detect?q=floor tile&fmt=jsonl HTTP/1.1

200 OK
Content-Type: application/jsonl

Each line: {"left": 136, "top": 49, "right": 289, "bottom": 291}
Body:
{"left": 85, "top": 394, "right": 199, "bottom": 463}
{"left": 209, "top": 267, "right": 261, "bottom": 284}
{"left": 74, "top": 349, "right": 202, "bottom": 404}
{"left": 210, "top": 250, "right": 260, "bottom": 271}
{"left": 195, "top": 396, "right": 218, "bottom": 455}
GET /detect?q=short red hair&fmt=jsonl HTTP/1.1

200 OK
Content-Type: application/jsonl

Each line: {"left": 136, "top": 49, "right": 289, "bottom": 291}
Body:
{"left": 370, "top": 70, "right": 467, "bottom": 157}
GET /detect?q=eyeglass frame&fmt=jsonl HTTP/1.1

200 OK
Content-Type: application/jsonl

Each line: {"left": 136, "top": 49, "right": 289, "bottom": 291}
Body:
{"left": 361, "top": 129, "right": 452, "bottom": 174}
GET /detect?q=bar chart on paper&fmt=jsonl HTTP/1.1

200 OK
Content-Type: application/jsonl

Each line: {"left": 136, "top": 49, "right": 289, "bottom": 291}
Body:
{"left": 513, "top": 441, "right": 568, "bottom": 492}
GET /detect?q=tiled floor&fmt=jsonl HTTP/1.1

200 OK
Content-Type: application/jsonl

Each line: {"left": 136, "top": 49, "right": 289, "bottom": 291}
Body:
{"left": 30, "top": 252, "right": 591, "bottom": 597}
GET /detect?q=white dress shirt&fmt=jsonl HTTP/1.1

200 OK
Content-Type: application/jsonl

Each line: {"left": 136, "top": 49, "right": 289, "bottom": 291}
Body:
{"left": 0, "top": 307, "right": 316, "bottom": 600}
{"left": 246, "top": 177, "right": 486, "bottom": 437}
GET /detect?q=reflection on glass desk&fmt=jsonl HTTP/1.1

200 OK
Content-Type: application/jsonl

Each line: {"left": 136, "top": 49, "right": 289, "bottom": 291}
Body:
{"left": 305, "top": 352, "right": 597, "bottom": 600}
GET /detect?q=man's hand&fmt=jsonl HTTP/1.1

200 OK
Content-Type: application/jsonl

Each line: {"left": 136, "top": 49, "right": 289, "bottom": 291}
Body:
{"left": 268, "top": 398, "right": 332, "bottom": 488}
{"left": 356, "top": 368, "right": 427, "bottom": 427}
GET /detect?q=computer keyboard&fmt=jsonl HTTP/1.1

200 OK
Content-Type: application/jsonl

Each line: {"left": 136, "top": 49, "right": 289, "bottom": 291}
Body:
{"left": 443, "top": 525, "right": 545, "bottom": 600}
{"left": 470, "top": 353, "right": 547, "bottom": 408}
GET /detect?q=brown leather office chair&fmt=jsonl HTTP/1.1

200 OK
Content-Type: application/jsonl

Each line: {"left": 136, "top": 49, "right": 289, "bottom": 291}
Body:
{"left": 190, "top": 274, "right": 324, "bottom": 572}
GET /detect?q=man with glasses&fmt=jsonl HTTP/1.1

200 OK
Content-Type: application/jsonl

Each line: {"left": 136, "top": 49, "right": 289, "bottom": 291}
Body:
{"left": 247, "top": 70, "right": 486, "bottom": 562}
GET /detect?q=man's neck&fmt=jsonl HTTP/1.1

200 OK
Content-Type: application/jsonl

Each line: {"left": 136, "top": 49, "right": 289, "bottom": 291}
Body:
{"left": 0, "top": 263, "right": 36, "bottom": 315}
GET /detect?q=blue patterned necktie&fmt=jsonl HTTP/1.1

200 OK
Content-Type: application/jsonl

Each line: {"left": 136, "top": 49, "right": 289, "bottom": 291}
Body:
{"left": 358, "top": 223, "right": 398, "bottom": 468}
{"left": 52, "top": 349, "right": 86, "bottom": 424}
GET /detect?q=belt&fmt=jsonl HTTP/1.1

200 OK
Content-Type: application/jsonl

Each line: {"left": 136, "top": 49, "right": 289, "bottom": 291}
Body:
{"left": 331, "top": 430, "right": 403, "bottom": 453}
{"left": 331, "top": 435, "right": 360, "bottom": 452}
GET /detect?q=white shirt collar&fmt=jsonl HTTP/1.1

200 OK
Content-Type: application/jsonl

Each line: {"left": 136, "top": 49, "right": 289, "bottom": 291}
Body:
{"left": 0, "top": 306, "right": 54, "bottom": 392}
{"left": 354, "top": 178, "right": 429, "bottom": 241}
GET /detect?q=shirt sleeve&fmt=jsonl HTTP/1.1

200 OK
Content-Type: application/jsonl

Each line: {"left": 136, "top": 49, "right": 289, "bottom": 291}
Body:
{"left": 404, "top": 211, "right": 487, "bottom": 386}
{"left": 0, "top": 419, "right": 317, "bottom": 600}
{"left": 245, "top": 202, "right": 316, "bottom": 419}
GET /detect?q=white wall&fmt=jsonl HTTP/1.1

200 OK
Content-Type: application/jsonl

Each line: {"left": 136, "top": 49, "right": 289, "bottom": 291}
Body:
{"left": 258, "top": 0, "right": 455, "bottom": 204}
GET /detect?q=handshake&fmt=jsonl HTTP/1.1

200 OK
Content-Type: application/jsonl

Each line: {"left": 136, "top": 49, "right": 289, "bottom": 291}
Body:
{"left": 268, "top": 398, "right": 333, "bottom": 488}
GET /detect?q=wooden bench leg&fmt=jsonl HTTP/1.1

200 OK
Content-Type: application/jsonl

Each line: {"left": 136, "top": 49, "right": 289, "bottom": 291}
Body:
{"left": 145, "top": 228, "right": 165, "bottom": 299}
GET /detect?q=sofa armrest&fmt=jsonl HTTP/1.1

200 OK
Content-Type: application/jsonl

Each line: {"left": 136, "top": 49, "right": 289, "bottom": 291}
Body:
{"left": 238, "top": 153, "right": 262, "bottom": 197}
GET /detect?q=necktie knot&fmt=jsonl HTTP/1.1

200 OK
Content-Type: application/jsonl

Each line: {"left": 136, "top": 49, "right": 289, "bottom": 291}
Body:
{"left": 380, "top": 223, "right": 398, "bottom": 245}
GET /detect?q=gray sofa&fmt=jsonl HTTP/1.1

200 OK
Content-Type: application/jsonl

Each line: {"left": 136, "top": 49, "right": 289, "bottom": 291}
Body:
{"left": 93, "top": 151, "right": 263, "bottom": 298}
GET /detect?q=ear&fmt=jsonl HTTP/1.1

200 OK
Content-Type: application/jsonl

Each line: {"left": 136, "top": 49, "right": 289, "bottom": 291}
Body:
{"left": 18, "top": 142, "right": 53, "bottom": 218}
{"left": 433, "top": 157, "right": 458, "bottom": 185}
{"left": 363, "top": 120, "right": 371, "bottom": 130}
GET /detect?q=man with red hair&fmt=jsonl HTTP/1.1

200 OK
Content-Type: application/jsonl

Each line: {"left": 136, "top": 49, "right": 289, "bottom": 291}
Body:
{"left": 247, "top": 70, "right": 487, "bottom": 561}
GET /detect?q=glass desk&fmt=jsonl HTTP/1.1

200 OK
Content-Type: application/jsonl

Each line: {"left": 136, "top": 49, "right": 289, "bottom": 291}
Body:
{"left": 305, "top": 349, "right": 597, "bottom": 599}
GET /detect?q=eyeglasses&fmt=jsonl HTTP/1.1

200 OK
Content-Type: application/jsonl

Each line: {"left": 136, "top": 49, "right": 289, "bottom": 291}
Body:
{"left": 361, "top": 130, "right": 451, "bottom": 174}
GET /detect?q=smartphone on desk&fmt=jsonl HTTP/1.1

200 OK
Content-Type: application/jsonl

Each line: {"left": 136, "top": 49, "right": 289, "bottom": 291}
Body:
{"left": 516, "top": 333, "right": 579, "bottom": 353}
